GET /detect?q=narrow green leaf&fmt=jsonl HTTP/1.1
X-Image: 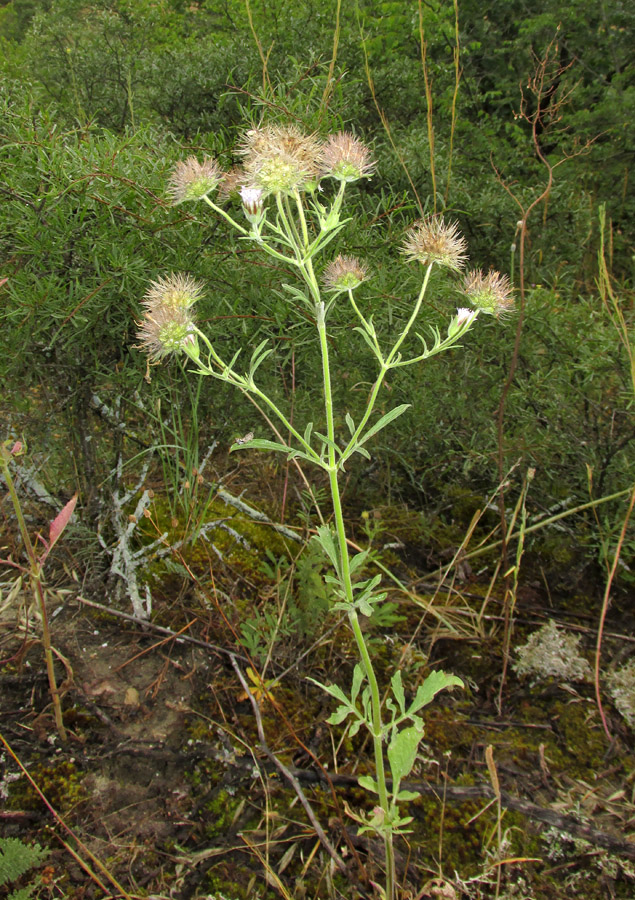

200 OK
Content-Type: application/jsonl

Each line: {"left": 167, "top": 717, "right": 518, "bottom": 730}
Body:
{"left": 349, "top": 549, "right": 370, "bottom": 574}
{"left": 345, "top": 412, "right": 355, "bottom": 436}
{"left": 353, "top": 326, "right": 381, "bottom": 354}
{"left": 351, "top": 663, "right": 365, "bottom": 704}
{"left": 358, "top": 404, "right": 411, "bottom": 446}
{"left": 313, "top": 430, "right": 341, "bottom": 456}
{"left": 231, "top": 439, "right": 290, "bottom": 454}
{"left": 307, "top": 677, "right": 349, "bottom": 706}
{"left": 249, "top": 338, "right": 270, "bottom": 368}
{"left": 349, "top": 717, "right": 364, "bottom": 738}
{"left": 391, "top": 670, "right": 406, "bottom": 715}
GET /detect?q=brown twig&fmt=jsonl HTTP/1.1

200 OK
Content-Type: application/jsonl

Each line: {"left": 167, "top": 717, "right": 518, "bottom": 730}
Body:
{"left": 74, "top": 593, "right": 249, "bottom": 662}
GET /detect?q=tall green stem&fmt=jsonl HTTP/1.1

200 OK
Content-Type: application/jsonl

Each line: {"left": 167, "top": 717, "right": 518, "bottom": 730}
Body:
{"left": 315, "top": 303, "right": 396, "bottom": 900}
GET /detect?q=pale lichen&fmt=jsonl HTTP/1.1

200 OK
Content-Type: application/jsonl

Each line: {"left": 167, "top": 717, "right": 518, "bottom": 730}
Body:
{"left": 513, "top": 619, "right": 592, "bottom": 684}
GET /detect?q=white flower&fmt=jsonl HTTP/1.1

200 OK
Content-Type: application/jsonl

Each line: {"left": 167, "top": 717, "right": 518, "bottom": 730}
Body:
{"left": 455, "top": 307, "right": 479, "bottom": 327}
{"left": 447, "top": 307, "right": 479, "bottom": 338}
{"left": 240, "top": 186, "right": 264, "bottom": 217}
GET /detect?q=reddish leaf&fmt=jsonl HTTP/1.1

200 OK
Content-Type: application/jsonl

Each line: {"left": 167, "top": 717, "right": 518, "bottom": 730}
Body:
{"left": 48, "top": 494, "right": 78, "bottom": 552}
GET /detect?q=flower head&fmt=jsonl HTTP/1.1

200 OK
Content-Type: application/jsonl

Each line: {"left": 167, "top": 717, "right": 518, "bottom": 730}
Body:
{"left": 136, "top": 273, "right": 203, "bottom": 360}
{"left": 320, "top": 132, "right": 375, "bottom": 183}
{"left": 239, "top": 125, "right": 322, "bottom": 195}
{"left": 402, "top": 216, "right": 468, "bottom": 271}
{"left": 168, "top": 157, "right": 222, "bottom": 205}
{"left": 323, "top": 254, "right": 369, "bottom": 291}
{"left": 463, "top": 269, "right": 514, "bottom": 317}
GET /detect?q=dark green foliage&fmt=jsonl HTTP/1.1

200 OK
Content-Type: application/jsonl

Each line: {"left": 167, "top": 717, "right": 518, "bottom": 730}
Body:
{"left": 1, "top": 1, "right": 633, "bottom": 580}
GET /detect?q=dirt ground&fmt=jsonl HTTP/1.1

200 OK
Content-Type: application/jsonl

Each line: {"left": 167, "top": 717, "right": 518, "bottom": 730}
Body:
{"left": 1, "top": 527, "right": 635, "bottom": 900}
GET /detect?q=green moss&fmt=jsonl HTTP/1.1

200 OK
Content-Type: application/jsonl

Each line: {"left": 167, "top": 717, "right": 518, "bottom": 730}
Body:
{"left": 551, "top": 699, "right": 606, "bottom": 775}
{"left": 8, "top": 759, "right": 85, "bottom": 813}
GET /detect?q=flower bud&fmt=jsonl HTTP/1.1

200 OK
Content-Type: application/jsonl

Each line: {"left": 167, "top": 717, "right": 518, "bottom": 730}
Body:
{"left": 448, "top": 307, "right": 479, "bottom": 337}
{"left": 239, "top": 186, "right": 265, "bottom": 224}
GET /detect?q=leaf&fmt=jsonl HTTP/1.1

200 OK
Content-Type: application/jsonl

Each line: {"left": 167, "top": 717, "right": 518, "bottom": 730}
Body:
{"left": 304, "top": 219, "right": 351, "bottom": 259}
{"left": 351, "top": 663, "right": 365, "bottom": 704}
{"left": 315, "top": 525, "right": 340, "bottom": 573}
{"left": 388, "top": 725, "right": 424, "bottom": 786}
{"left": 46, "top": 494, "right": 78, "bottom": 557}
{"left": 349, "top": 717, "right": 364, "bottom": 737}
{"left": 358, "top": 775, "right": 379, "bottom": 794}
{"left": 358, "top": 404, "right": 411, "bottom": 446}
{"left": 303, "top": 421, "right": 313, "bottom": 445}
{"left": 277, "top": 840, "right": 298, "bottom": 875}
{"left": 353, "top": 326, "right": 380, "bottom": 354}
{"left": 236, "top": 667, "right": 276, "bottom": 704}
{"left": 349, "top": 548, "right": 370, "bottom": 574}
{"left": 230, "top": 439, "right": 290, "bottom": 454}
{"left": 248, "top": 338, "right": 271, "bottom": 372}
{"left": 345, "top": 413, "right": 355, "bottom": 436}
{"left": 307, "top": 676, "right": 349, "bottom": 706}
{"left": 287, "top": 450, "right": 322, "bottom": 465}
{"left": 281, "top": 283, "right": 310, "bottom": 306}
{"left": 396, "top": 789, "right": 420, "bottom": 802}
{"left": 408, "top": 670, "right": 464, "bottom": 717}
{"left": 313, "top": 431, "right": 341, "bottom": 456}
{"left": 391, "top": 670, "right": 406, "bottom": 715}
{"left": 327, "top": 705, "right": 353, "bottom": 725}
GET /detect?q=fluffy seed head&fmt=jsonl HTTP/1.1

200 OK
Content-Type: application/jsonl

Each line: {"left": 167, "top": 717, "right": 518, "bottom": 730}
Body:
{"left": 168, "top": 157, "right": 222, "bottom": 205}
{"left": 239, "top": 125, "right": 322, "bottom": 195}
{"left": 142, "top": 273, "right": 203, "bottom": 310}
{"left": 136, "top": 305, "right": 198, "bottom": 360}
{"left": 136, "top": 273, "right": 203, "bottom": 360}
{"left": 323, "top": 254, "right": 369, "bottom": 291}
{"left": 320, "top": 132, "right": 375, "bottom": 183}
{"left": 463, "top": 269, "right": 514, "bottom": 317}
{"left": 402, "top": 216, "right": 468, "bottom": 271}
